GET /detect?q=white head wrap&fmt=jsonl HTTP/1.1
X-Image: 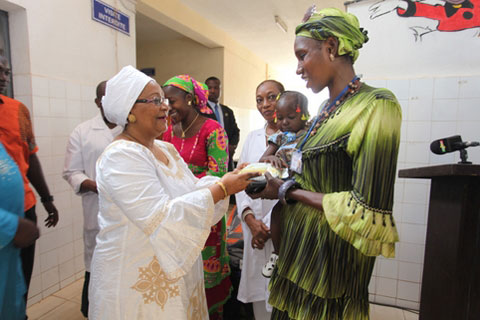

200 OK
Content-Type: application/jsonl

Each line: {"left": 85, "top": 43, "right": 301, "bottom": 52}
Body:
{"left": 102, "top": 65, "right": 154, "bottom": 128}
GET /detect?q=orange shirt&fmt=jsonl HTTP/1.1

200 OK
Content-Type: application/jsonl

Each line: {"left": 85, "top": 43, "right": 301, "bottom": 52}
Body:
{"left": 0, "top": 95, "right": 38, "bottom": 211}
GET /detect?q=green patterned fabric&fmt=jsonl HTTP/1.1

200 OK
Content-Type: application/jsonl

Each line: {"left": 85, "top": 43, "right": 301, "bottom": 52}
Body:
{"left": 296, "top": 8, "right": 368, "bottom": 63}
{"left": 269, "top": 84, "right": 401, "bottom": 319}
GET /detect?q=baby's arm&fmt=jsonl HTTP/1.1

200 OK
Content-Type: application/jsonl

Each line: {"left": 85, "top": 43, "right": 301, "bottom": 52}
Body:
{"left": 259, "top": 143, "right": 287, "bottom": 168}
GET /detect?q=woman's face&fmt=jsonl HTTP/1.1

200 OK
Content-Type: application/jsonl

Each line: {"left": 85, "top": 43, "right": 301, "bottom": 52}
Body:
{"left": 276, "top": 97, "right": 306, "bottom": 134}
{"left": 162, "top": 85, "right": 193, "bottom": 124}
{"left": 294, "top": 36, "right": 330, "bottom": 93}
{"left": 130, "top": 81, "right": 169, "bottom": 136}
{"left": 256, "top": 82, "right": 282, "bottom": 123}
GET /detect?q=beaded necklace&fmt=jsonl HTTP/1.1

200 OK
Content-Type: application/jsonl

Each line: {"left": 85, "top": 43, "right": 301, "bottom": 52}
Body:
{"left": 298, "top": 75, "right": 361, "bottom": 151}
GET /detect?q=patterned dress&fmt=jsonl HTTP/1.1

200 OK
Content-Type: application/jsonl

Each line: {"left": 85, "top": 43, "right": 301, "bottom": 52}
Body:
{"left": 269, "top": 84, "right": 401, "bottom": 320}
{"left": 164, "top": 118, "right": 231, "bottom": 319}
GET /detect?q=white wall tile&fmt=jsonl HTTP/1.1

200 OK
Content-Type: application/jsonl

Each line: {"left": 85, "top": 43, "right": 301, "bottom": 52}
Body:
{"left": 433, "top": 77, "right": 459, "bottom": 99}
{"left": 40, "top": 249, "right": 59, "bottom": 272}
{"left": 457, "top": 121, "right": 480, "bottom": 141}
{"left": 376, "top": 277, "right": 398, "bottom": 298}
{"left": 66, "top": 99, "right": 82, "bottom": 118}
{"left": 31, "top": 76, "right": 49, "bottom": 97}
{"left": 48, "top": 79, "right": 66, "bottom": 98}
{"left": 401, "top": 203, "right": 427, "bottom": 225}
{"left": 459, "top": 76, "right": 480, "bottom": 99}
{"left": 430, "top": 121, "right": 457, "bottom": 141}
{"left": 13, "top": 74, "right": 31, "bottom": 96}
{"left": 59, "top": 260, "right": 75, "bottom": 281}
{"left": 375, "top": 295, "right": 397, "bottom": 305}
{"left": 74, "top": 238, "right": 84, "bottom": 256}
{"left": 369, "top": 276, "right": 376, "bottom": 293}
{"left": 378, "top": 259, "right": 398, "bottom": 279}
{"left": 403, "top": 182, "right": 429, "bottom": 204}
{"left": 408, "top": 99, "right": 432, "bottom": 121}
{"left": 60, "top": 275, "right": 76, "bottom": 289}
{"left": 38, "top": 229, "right": 60, "bottom": 254}
{"left": 457, "top": 98, "right": 480, "bottom": 121}
{"left": 74, "top": 254, "right": 85, "bottom": 273}
{"left": 50, "top": 98, "right": 67, "bottom": 117}
{"left": 28, "top": 274, "right": 42, "bottom": 297}
{"left": 366, "top": 79, "right": 387, "bottom": 88}
{"left": 396, "top": 299, "right": 420, "bottom": 310}
{"left": 51, "top": 136, "right": 68, "bottom": 157}
{"left": 398, "top": 262, "right": 423, "bottom": 283}
{"left": 400, "top": 223, "right": 426, "bottom": 245}
{"left": 81, "top": 84, "right": 95, "bottom": 101}
{"left": 33, "top": 117, "right": 52, "bottom": 137}
{"left": 432, "top": 99, "right": 457, "bottom": 121}
{"left": 409, "top": 78, "right": 433, "bottom": 101}
{"left": 81, "top": 100, "right": 98, "bottom": 120}
{"left": 405, "top": 142, "right": 430, "bottom": 164}
{"left": 66, "top": 81, "right": 81, "bottom": 100}
{"left": 41, "top": 266, "right": 59, "bottom": 290}
{"left": 51, "top": 117, "right": 70, "bottom": 137}
{"left": 398, "top": 243, "right": 425, "bottom": 264}
{"left": 58, "top": 243, "right": 74, "bottom": 264}
{"left": 32, "top": 96, "right": 50, "bottom": 117}
{"left": 387, "top": 79, "right": 409, "bottom": 100}
{"left": 397, "top": 281, "right": 420, "bottom": 301}
{"left": 406, "top": 122, "right": 431, "bottom": 143}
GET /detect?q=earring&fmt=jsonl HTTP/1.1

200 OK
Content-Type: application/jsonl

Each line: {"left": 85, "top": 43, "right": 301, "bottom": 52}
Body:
{"left": 273, "top": 111, "right": 277, "bottom": 123}
{"left": 187, "top": 101, "right": 192, "bottom": 106}
{"left": 296, "top": 105, "right": 301, "bottom": 113}
{"left": 301, "top": 114, "right": 309, "bottom": 121}
{"left": 329, "top": 53, "right": 335, "bottom": 62}
{"left": 127, "top": 114, "right": 137, "bottom": 123}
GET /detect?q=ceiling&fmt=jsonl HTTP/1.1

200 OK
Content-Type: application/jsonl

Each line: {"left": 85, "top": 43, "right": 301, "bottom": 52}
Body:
{"left": 136, "top": 0, "right": 346, "bottom": 72}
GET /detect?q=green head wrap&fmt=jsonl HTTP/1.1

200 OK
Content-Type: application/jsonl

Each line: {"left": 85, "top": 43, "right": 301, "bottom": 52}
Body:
{"left": 295, "top": 7, "right": 368, "bottom": 63}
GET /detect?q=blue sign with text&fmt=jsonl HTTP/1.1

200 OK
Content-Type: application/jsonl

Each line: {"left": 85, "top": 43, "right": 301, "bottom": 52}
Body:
{"left": 92, "top": 0, "right": 130, "bottom": 36}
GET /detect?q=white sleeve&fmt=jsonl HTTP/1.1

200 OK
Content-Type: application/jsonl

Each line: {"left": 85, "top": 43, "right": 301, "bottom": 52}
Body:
{"left": 97, "top": 144, "right": 225, "bottom": 279}
{"left": 62, "top": 127, "right": 89, "bottom": 194}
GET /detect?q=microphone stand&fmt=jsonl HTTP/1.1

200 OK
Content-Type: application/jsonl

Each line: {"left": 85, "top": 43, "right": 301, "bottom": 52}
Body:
{"left": 459, "top": 149, "right": 472, "bottom": 164}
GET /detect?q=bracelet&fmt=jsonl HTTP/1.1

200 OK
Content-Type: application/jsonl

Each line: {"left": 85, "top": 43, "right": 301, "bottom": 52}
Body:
{"left": 215, "top": 181, "right": 228, "bottom": 199}
{"left": 241, "top": 209, "right": 254, "bottom": 222}
{"left": 278, "top": 179, "right": 299, "bottom": 205}
{"left": 41, "top": 195, "right": 54, "bottom": 203}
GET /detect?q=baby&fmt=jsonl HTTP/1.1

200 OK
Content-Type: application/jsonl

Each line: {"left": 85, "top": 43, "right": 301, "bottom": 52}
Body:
{"left": 259, "top": 91, "right": 309, "bottom": 277}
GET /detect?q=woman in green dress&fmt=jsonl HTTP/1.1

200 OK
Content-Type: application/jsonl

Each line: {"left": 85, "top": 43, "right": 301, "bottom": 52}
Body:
{"left": 249, "top": 7, "right": 401, "bottom": 320}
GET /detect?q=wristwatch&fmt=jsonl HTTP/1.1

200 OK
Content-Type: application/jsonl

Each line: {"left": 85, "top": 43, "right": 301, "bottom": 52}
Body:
{"left": 278, "top": 179, "right": 300, "bottom": 205}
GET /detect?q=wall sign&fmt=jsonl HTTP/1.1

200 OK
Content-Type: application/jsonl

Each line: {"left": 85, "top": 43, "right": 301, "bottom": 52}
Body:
{"left": 92, "top": 0, "right": 130, "bottom": 36}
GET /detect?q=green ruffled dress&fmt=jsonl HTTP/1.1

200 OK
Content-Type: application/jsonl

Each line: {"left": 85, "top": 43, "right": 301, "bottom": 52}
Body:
{"left": 269, "top": 84, "right": 401, "bottom": 320}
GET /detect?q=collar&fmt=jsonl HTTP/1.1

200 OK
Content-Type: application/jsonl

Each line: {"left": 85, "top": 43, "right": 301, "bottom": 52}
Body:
{"left": 91, "top": 113, "right": 110, "bottom": 130}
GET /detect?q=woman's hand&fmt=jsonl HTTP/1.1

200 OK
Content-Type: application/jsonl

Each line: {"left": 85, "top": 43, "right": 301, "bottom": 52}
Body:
{"left": 244, "top": 214, "right": 270, "bottom": 249}
{"left": 219, "top": 163, "right": 260, "bottom": 195}
{"left": 247, "top": 172, "right": 283, "bottom": 200}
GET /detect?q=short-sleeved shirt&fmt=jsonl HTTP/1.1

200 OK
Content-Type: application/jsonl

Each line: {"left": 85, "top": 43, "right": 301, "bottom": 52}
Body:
{"left": 0, "top": 95, "right": 38, "bottom": 211}
{"left": 268, "top": 129, "right": 307, "bottom": 166}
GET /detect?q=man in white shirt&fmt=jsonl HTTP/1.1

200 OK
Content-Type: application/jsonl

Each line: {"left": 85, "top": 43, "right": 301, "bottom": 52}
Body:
{"left": 62, "top": 81, "right": 122, "bottom": 317}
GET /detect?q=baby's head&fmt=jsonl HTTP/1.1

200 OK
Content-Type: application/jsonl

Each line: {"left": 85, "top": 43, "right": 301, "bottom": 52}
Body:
{"left": 275, "top": 91, "right": 309, "bottom": 133}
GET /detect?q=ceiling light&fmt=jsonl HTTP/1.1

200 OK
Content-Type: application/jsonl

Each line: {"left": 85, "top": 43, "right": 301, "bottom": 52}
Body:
{"left": 274, "top": 15, "right": 288, "bottom": 33}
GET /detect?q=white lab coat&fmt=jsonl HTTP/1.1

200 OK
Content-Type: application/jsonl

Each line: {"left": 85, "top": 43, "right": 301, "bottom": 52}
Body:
{"left": 235, "top": 127, "right": 278, "bottom": 309}
{"left": 62, "top": 114, "right": 122, "bottom": 271}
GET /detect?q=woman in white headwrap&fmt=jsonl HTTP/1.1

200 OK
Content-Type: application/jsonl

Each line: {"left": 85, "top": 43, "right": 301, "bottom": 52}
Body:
{"left": 88, "top": 66, "right": 257, "bottom": 320}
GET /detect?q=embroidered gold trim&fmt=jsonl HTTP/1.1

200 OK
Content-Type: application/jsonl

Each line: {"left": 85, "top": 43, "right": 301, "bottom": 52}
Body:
{"left": 143, "top": 210, "right": 166, "bottom": 236}
{"left": 350, "top": 190, "right": 393, "bottom": 215}
{"left": 131, "top": 256, "right": 180, "bottom": 309}
{"left": 187, "top": 281, "right": 208, "bottom": 320}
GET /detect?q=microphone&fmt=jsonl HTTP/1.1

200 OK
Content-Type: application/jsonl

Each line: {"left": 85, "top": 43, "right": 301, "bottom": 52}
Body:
{"left": 430, "top": 135, "right": 480, "bottom": 155}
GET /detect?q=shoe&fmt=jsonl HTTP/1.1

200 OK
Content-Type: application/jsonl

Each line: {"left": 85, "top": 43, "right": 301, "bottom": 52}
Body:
{"left": 262, "top": 253, "right": 278, "bottom": 278}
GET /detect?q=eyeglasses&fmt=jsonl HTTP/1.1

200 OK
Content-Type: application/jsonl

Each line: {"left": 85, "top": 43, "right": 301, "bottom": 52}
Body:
{"left": 135, "top": 97, "right": 169, "bottom": 106}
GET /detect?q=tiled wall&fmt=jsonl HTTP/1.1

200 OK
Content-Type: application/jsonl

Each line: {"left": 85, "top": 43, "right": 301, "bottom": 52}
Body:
{"left": 24, "top": 76, "right": 100, "bottom": 306}
{"left": 367, "top": 75, "right": 480, "bottom": 310}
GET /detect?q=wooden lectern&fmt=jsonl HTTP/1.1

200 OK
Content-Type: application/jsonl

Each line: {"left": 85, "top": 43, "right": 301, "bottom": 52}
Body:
{"left": 398, "top": 164, "right": 480, "bottom": 320}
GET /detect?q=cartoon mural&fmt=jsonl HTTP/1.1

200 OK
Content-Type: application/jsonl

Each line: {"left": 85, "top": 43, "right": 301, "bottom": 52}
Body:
{"left": 369, "top": 0, "right": 480, "bottom": 40}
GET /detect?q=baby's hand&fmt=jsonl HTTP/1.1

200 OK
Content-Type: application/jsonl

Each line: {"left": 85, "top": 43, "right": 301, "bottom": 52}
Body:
{"left": 262, "top": 155, "right": 287, "bottom": 169}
